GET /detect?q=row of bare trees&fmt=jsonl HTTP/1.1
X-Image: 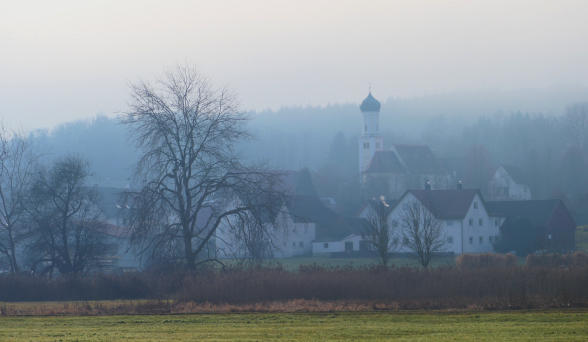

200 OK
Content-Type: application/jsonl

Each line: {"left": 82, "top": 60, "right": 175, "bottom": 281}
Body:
{"left": 363, "top": 198, "right": 444, "bottom": 268}
{"left": 0, "top": 128, "right": 109, "bottom": 275}
{"left": 0, "top": 65, "right": 285, "bottom": 274}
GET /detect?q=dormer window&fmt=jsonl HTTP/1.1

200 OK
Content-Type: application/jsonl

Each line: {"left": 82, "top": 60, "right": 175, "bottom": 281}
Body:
{"left": 474, "top": 201, "right": 478, "bottom": 209}
{"left": 478, "top": 218, "right": 483, "bottom": 226}
{"left": 469, "top": 218, "right": 473, "bottom": 226}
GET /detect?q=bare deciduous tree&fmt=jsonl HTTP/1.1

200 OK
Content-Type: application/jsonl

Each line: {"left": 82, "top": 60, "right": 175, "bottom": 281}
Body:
{"left": 0, "top": 129, "right": 36, "bottom": 273}
{"left": 122, "top": 65, "right": 283, "bottom": 269}
{"left": 400, "top": 201, "right": 444, "bottom": 268}
{"left": 26, "top": 156, "right": 111, "bottom": 275}
{"left": 223, "top": 209, "right": 274, "bottom": 265}
{"left": 362, "top": 197, "right": 396, "bottom": 266}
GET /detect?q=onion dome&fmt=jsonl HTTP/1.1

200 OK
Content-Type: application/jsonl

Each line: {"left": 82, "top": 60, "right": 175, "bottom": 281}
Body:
{"left": 360, "top": 92, "right": 381, "bottom": 112}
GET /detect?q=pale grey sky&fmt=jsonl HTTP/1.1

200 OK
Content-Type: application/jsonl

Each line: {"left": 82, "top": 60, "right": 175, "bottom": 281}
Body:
{"left": 1, "top": 0, "right": 588, "bottom": 130}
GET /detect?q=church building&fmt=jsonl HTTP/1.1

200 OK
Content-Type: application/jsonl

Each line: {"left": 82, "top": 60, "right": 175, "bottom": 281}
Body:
{"left": 358, "top": 92, "right": 451, "bottom": 199}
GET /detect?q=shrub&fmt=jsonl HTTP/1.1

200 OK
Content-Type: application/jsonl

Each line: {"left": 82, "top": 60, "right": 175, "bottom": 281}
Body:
{"left": 456, "top": 253, "right": 517, "bottom": 269}
{"left": 0, "top": 264, "right": 587, "bottom": 310}
{"left": 526, "top": 251, "right": 588, "bottom": 268}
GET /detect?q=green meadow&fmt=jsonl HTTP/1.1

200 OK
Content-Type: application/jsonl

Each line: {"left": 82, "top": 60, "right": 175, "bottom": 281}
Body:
{"left": 1, "top": 310, "right": 587, "bottom": 341}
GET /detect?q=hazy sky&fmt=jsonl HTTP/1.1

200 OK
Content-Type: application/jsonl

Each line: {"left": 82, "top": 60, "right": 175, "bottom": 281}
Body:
{"left": 1, "top": 0, "right": 588, "bottom": 130}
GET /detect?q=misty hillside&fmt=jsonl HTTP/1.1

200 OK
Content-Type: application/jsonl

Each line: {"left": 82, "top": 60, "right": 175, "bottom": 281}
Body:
{"left": 30, "top": 90, "right": 585, "bottom": 214}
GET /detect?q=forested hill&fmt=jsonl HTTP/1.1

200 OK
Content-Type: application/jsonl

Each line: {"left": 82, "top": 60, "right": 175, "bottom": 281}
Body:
{"left": 25, "top": 87, "right": 588, "bottom": 195}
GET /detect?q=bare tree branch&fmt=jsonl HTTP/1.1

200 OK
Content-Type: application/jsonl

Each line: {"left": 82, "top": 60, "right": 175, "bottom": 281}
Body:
{"left": 400, "top": 200, "right": 444, "bottom": 268}
{"left": 121, "top": 65, "right": 284, "bottom": 269}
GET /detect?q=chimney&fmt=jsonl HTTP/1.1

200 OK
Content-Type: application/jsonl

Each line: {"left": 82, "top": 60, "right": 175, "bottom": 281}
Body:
{"left": 424, "top": 179, "right": 431, "bottom": 190}
{"left": 457, "top": 180, "right": 463, "bottom": 190}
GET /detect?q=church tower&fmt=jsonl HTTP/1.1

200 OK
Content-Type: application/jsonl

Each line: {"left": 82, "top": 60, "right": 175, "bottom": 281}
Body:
{"left": 358, "top": 92, "right": 383, "bottom": 178}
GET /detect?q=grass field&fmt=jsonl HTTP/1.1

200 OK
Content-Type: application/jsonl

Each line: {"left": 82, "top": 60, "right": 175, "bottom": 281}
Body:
{"left": 1, "top": 310, "right": 587, "bottom": 341}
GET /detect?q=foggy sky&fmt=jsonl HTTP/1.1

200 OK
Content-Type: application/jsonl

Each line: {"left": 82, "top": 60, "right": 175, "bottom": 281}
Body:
{"left": 1, "top": 0, "right": 588, "bottom": 130}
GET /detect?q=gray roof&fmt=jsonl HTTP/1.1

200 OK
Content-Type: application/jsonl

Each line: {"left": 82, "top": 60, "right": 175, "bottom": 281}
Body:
{"left": 286, "top": 195, "right": 365, "bottom": 240}
{"left": 394, "top": 145, "right": 442, "bottom": 174}
{"left": 365, "top": 150, "right": 405, "bottom": 173}
{"left": 485, "top": 200, "right": 568, "bottom": 227}
{"left": 403, "top": 189, "right": 480, "bottom": 219}
{"left": 499, "top": 165, "right": 527, "bottom": 185}
{"left": 360, "top": 92, "right": 381, "bottom": 112}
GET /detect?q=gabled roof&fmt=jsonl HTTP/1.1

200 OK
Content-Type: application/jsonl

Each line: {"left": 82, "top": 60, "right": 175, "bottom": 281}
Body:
{"left": 485, "top": 200, "right": 566, "bottom": 227}
{"left": 394, "top": 145, "right": 442, "bottom": 174}
{"left": 365, "top": 150, "right": 405, "bottom": 173}
{"left": 285, "top": 195, "right": 365, "bottom": 240}
{"left": 497, "top": 165, "right": 527, "bottom": 185}
{"left": 403, "top": 189, "right": 480, "bottom": 219}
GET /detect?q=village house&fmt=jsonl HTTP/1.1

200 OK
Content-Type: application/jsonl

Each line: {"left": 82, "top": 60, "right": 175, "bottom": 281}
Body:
{"left": 486, "top": 199, "right": 576, "bottom": 252}
{"left": 215, "top": 169, "right": 361, "bottom": 259}
{"left": 354, "top": 187, "right": 499, "bottom": 255}
{"left": 487, "top": 165, "right": 532, "bottom": 200}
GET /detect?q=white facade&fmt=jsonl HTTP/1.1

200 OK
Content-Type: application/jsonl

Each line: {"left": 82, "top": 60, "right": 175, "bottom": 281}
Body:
{"left": 215, "top": 205, "right": 316, "bottom": 259}
{"left": 488, "top": 166, "right": 532, "bottom": 200}
{"left": 312, "top": 234, "right": 363, "bottom": 255}
{"left": 379, "top": 192, "right": 499, "bottom": 255}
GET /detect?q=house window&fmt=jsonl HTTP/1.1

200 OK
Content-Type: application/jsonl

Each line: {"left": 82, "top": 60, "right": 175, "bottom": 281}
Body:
{"left": 323, "top": 243, "right": 329, "bottom": 249}
{"left": 469, "top": 237, "right": 473, "bottom": 244}
{"left": 479, "top": 236, "right": 483, "bottom": 244}
{"left": 478, "top": 218, "right": 483, "bottom": 226}
{"left": 447, "top": 236, "right": 453, "bottom": 244}
{"left": 363, "top": 142, "right": 370, "bottom": 149}
{"left": 474, "top": 201, "right": 478, "bottom": 209}
{"left": 299, "top": 241, "right": 303, "bottom": 247}
{"left": 469, "top": 219, "right": 473, "bottom": 226}
{"left": 489, "top": 236, "right": 493, "bottom": 243}
{"left": 292, "top": 242, "right": 296, "bottom": 247}
{"left": 345, "top": 241, "right": 353, "bottom": 252}
{"left": 495, "top": 219, "right": 499, "bottom": 227}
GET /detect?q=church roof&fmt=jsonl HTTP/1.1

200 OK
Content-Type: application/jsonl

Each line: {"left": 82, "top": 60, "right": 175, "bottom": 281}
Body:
{"left": 394, "top": 145, "right": 443, "bottom": 174}
{"left": 360, "top": 92, "right": 381, "bottom": 112}
{"left": 365, "top": 150, "right": 405, "bottom": 173}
